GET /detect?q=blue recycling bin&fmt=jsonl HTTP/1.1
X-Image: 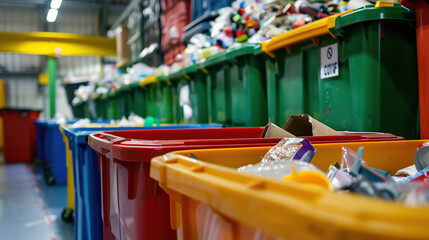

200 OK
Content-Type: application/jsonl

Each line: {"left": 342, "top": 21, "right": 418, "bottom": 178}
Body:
{"left": 44, "top": 120, "right": 78, "bottom": 185}
{"left": 63, "top": 123, "right": 224, "bottom": 240}
{"left": 35, "top": 119, "right": 49, "bottom": 163}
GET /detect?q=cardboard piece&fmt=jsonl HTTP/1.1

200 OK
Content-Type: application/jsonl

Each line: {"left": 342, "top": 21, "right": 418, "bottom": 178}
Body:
{"left": 283, "top": 114, "right": 341, "bottom": 136}
{"left": 261, "top": 114, "right": 341, "bottom": 138}
{"left": 116, "top": 25, "right": 130, "bottom": 64}
{"left": 261, "top": 122, "right": 296, "bottom": 138}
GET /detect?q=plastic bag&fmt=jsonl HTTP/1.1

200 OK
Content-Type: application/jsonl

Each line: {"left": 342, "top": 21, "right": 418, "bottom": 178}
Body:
{"left": 238, "top": 138, "right": 332, "bottom": 189}
{"left": 405, "top": 183, "right": 429, "bottom": 206}
{"left": 70, "top": 118, "right": 91, "bottom": 128}
{"left": 239, "top": 139, "right": 319, "bottom": 174}
{"left": 128, "top": 113, "right": 145, "bottom": 125}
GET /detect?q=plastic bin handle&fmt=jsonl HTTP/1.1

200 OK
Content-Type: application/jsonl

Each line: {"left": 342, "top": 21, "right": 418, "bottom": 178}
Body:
{"left": 88, "top": 132, "right": 127, "bottom": 154}
{"left": 261, "top": 10, "right": 353, "bottom": 58}
{"left": 139, "top": 75, "right": 158, "bottom": 88}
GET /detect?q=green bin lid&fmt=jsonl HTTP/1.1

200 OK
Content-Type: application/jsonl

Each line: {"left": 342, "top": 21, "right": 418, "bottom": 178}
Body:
{"left": 225, "top": 43, "right": 262, "bottom": 58}
{"left": 196, "top": 50, "right": 228, "bottom": 69}
{"left": 128, "top": 81, "right": 141, "bottom": 89}
{"left": 330, "top": 3, "right": 414, "bottom": 37}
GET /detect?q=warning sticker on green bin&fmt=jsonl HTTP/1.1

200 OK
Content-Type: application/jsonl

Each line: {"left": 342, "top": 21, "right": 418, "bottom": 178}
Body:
{"left": 320, "top": 43, "right": 339, "bottom": 79}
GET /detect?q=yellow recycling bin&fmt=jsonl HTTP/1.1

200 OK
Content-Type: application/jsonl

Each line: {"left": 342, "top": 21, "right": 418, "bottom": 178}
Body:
{"left": 151, "top": 140, "right": 429, "bottom": 240}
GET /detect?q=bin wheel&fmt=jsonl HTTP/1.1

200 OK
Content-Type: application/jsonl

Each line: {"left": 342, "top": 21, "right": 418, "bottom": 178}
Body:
{"left": 46, "top": 175, "right": 55, "bottom": 186}
{"left": 61, "top": 208, "right": 74, "bottom": 223}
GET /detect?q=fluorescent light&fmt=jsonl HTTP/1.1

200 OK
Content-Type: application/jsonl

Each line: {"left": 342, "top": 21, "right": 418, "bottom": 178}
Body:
{"left": 50, "top": 0, "right": 62, "bottom": 9}
{"left": 46, "top": 9, "right": 58, "bottom": 22}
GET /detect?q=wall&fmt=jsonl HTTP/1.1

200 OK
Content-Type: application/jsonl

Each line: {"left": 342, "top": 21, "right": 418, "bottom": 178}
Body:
{"left": 0, "top": 7, "right": 45, "bottom": 113}
{"left": 0, "top": 6, "right": 120, "bottom": 118}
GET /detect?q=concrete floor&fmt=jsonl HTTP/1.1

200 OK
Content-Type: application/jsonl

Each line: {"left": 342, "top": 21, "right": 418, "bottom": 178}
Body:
{"left": 0, "top": 150, "right": 74, "bottom": 240}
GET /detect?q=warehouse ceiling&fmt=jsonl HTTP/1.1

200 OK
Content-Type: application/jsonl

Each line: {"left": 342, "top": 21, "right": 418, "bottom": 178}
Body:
{"left": 0, "top": 0, "right": 130, "bottom": 13}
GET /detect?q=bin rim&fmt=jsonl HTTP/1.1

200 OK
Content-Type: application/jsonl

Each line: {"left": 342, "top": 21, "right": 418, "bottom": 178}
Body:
{"left": 330, "top": 2, "right": 415, "bottom": 37}
{"left": 225, "top": 43, "right": 262, "bottom": 58}
{"left": 163, "top": 65, "right": 198, "bottom": 82}
{"left": 195, "top": 50, "right": 228, "bottom": 69}
{"left": 103, "top": 129, "right": 403, "bottom": 163}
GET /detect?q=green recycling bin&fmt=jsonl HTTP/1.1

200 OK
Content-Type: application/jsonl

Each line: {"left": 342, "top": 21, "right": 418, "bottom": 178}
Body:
{"left": 164, "top": 65, "right": 209, "bottom": 124}
{"left": 261, "top": 2, "right": 418, "bottom": 139}
{"left": 72, "top": 101, "right": 85, "bottom": 118}
{"left": 129, "top": 81, "right": 146, "bottom": 118}
{"left": 94, "top": 94, "right": 108, "bottom": 119}
{"left": 106, "top": 92, "right": 119, "bottom": 119}
{"left": 197, "top": 43, "right": 268, "bottom": 126}
{"left": 116, "top": 86, "right": 132, "bottom": 118}
{"left": 151, "top": 76, "right": 174, "bottom": 123}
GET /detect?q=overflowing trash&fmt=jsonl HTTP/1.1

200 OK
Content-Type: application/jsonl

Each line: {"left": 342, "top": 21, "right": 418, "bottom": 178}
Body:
{"left": 240, "top": 137, "right": 429, "bottom": 206}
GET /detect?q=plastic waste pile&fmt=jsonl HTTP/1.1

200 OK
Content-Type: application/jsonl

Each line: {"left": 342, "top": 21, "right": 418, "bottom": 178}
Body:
{"left": 240, "top": 137, "right": 429, "bottom": 206}
{"left": 72, "top": 63, "right": 159, "bottom": 105}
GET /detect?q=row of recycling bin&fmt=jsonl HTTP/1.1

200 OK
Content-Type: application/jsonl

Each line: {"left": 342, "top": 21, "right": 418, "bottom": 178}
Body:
{"left": 33, "top": 118, "right": 429, "bottom": 240}
{"left": 75, "top": 3, "right": 419, "bottom": 140}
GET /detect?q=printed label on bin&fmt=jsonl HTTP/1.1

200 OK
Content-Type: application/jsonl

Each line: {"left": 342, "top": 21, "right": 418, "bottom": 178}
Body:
{"left": 320, "top": 43, "right": 339, "bottom": 79}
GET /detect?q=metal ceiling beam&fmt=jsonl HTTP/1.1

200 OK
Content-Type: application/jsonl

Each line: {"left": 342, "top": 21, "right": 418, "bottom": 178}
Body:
{"left": 0, "top": 0, "right": 127, "bottom": 13}
{"left": 0, "top": 31, "right": 116, "bottom": 56}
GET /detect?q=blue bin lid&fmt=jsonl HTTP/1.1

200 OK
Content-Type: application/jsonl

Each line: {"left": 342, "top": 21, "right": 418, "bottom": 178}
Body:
{"left": 63, "top": 123, "right": 224, "bottom": 145}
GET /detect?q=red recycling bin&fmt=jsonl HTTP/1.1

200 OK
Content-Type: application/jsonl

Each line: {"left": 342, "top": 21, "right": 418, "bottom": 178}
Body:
{"left": 89, "top": 127, "right": 403, "bottom": 240}
{"left": 0, "top": 108, "right": 40, "bottom": 163}
{"left": 402, "top": 0, "right": 429, "bottom": 138}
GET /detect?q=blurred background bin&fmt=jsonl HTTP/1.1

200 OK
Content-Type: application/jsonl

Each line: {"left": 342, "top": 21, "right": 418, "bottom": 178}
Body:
{"left": 72, "top": 101, "right": 87, "bottom": 119}
{"left": 106, "top": 92, "right": 119, "bottom": 119}
{"left": 116, "top": 86, "right": 132, "bottom": 118}
{"left": 402, "top": 0, "right": 429, "bottom": 138}
{"left": 63, "top": 81, "right": 89, "bottom": 116}
{"left": 43, "top": 119, "right": 77, "bottom": 185}
{"left": 129, "top": 80, "right": 147, "bottom": 118}
{"left": 90, "top": 128, "right": 402, "bottom": 240}
{"left": 35, "top": 119, "right": 48, "bottom": 163}
{"left": 0, "top": 108, "right": 40, "bottom": 163}
{"left": 261, "top": 3, "right": 418, "bottom": 139}
{"left": 94, "top": 94, "right": 108, "bottom": 120}
{"left": 141, "top": 0, "right": 164, "bottom": 66}
{"left": 165, "top": 65, "right": 208, "bottom": 123}
{"left": 161, "top": 0, "right": 191, "bottom": 65}
{"left": 182, "top": 0, "right": 234, "bottom": 44}
{"left": 198, "top": 43, "right": 267, "bottom": 126}
{"left": 151, "top": 140, "right": 429, "bottom": 240}
{"left": 146, "top": 76, "right": 174, "bottom": 123}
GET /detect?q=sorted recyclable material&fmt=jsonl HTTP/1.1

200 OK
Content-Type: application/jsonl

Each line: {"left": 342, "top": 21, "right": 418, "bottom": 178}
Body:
{"left": 238, "top": 138, "right": 331, "bottom": 189}
{"left": 240, "top": 138, "right": 429, "bottom": 206}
